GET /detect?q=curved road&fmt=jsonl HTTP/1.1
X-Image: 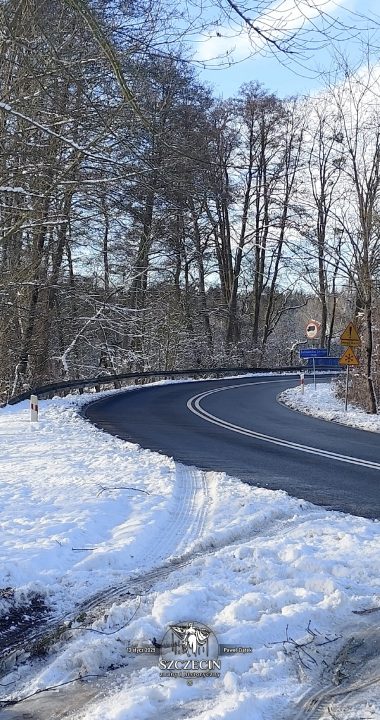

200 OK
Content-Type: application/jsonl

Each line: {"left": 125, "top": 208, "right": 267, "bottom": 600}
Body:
{"left": 84, "top": 375, "right": 380, "bottom": 520}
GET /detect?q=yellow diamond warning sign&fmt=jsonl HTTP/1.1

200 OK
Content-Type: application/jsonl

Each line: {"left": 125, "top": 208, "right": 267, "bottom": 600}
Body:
{"left": 339, "top": 347, "right": 359, "bottom": 366}
{"left": 340, "top": 322, "right": 360, "bottom": 346}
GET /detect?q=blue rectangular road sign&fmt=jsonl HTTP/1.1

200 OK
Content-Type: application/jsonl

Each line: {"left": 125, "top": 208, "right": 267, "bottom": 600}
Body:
{"left": 299, "top": 348, "right": 328, "bottom": 359}
{"left": 306, "top": 357, "right": 340, "bottom": 368}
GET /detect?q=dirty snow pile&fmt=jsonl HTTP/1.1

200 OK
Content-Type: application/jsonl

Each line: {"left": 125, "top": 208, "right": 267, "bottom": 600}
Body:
{"left": 279, "top": 379, "right": 380, "bottom": 432}
{"left": 0, "top": 385, "right": 379, "bottom": 720}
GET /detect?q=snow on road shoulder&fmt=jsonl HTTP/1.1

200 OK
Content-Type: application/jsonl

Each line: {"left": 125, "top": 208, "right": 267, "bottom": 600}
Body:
{"left": 1, "top": 386, "right": 379, "bottom": 719}
{"left": 278, "top": 378, "right": 380, "bottom": 432}
{"left": 0, "top": 392, "right": 180, "bottom": 613}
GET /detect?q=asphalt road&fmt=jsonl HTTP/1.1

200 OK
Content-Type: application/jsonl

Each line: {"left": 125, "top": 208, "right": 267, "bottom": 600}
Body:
{"left": 83, "top": 375, "right": 380, "bottom": 520}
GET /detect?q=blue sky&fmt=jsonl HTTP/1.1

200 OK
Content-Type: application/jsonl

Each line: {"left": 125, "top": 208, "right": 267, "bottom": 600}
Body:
{"left": 193, "top": 0, "right": 380, "bottom": 99}
{"left": 199, "top": 53, "right": 327, "bottom": 99}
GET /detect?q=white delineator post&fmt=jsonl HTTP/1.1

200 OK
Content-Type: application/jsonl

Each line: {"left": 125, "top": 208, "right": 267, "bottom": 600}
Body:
{"left": 300, "top": 371, "right": 305, "bottom": 394}
{"left": 30, "top": 394, "right": 39, "bottom": 424}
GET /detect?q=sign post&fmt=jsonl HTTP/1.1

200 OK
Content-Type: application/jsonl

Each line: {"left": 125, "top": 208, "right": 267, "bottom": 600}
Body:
{"left": 300, "top": 371, "right": 305, "bottom": 394}
{"left": 304, "top": 322, "right": 321, "bottom": 390}
{"left": 345, "top": 365, "right": 349, "bottom": 412}
{"left": 30, "top": 394, "right": 39, "bottom": 425}
{"left": 299, "top": 348, "right": 327, "bottom": 389}
{"left": 339, "top": 323, "right": 361, "bottom": 412}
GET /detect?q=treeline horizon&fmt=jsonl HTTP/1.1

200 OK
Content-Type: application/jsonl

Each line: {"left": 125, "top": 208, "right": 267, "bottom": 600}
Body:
{"left": 1, "top": 0, "right": 380, "bottom": 411}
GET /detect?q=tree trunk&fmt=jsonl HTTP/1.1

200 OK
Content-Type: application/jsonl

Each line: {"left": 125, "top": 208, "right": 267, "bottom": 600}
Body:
{"left": 365, "top": 301, "right": 377, "bottom": 413}
{"left": 190, "top": 205, "right": 213, "bottom": 352}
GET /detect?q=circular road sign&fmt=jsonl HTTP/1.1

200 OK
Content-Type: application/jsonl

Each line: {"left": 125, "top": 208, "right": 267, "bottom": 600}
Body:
{"left": 306, "top": 320, "right": 320, "bottom": 339}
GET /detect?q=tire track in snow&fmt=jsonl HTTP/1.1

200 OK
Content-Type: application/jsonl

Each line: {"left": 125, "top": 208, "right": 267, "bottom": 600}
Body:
{"left": 0, "top": 483, "right": 292, "bottom": 679}
{"left": 143, "top": 464, "right": 209, "bottom": 564}
{"left": 0, "top": 464, "right": 209, "bottom": 678}
{"left": 0, "top": 501, "right": 325, "bottom": 718}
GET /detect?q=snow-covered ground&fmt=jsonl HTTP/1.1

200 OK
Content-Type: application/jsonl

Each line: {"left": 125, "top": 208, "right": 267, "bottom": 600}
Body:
{"left": 0, "top": 380, "right": 379, "bottom": 719}
{"left": 279, "top": 377, "right": 380, "bottom": 432}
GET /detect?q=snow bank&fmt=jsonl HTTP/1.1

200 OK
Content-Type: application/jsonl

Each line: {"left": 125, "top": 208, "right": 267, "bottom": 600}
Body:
{"left": 279, "top": 379, "right": 380, "bottom": 432}
{"left": 0, "top": 392, "right": 178, "bottom": 612}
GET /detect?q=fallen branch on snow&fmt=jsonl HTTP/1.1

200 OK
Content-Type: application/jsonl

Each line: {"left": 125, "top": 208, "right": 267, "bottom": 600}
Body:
{"left": 0, "top": 674, "right": 106, "bottom": 707}
{"left": 97, "top": 485, "right": 150, "bottom": 497}
{"left": 266, "top": 621, "right": 342, "bottom": 670}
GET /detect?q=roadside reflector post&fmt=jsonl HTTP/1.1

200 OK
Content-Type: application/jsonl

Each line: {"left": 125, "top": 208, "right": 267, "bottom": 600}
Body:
{"left": 30, "top": 394, "right": 39, "bottom": 424}
{"left": 300, "top": 372, "right": 305, "bottom": 394}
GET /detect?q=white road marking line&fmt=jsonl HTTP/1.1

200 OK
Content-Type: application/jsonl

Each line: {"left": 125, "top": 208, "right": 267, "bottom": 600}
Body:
{"left": 187, "top": 380, "right": 380, "bottom": 471}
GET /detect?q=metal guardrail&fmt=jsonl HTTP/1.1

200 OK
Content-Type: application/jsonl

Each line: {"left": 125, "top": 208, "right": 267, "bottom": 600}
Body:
{"left": 5, "top": 364, "right": 340, "bottom": 406}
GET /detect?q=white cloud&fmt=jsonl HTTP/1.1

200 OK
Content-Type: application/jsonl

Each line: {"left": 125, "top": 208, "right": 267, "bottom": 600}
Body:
{"left": 196, "top": 27, "right": 251, "bottom": 63}
{"left": 196, "top": 0, "right": 353, "bottom": 64}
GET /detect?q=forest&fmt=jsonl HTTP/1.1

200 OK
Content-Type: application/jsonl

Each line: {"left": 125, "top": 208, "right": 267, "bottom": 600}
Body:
{"left": 1, "top": 0, "right": 380, "bottom": 411}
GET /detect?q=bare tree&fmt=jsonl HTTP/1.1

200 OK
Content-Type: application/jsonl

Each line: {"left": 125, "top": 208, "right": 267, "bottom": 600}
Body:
{"left": 330, "top": 66, "right": 380, "bottom": 412}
